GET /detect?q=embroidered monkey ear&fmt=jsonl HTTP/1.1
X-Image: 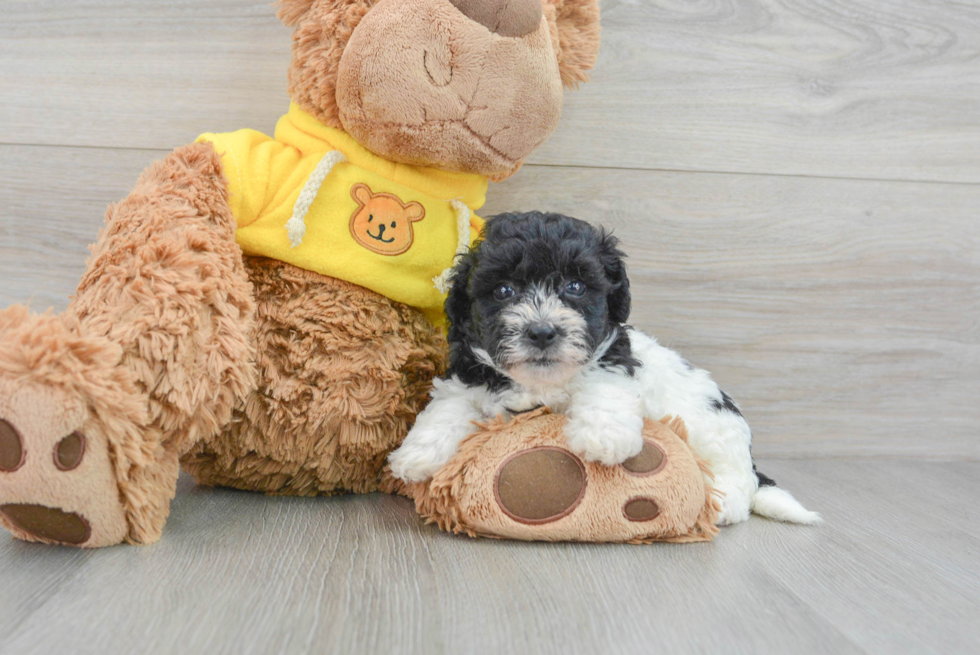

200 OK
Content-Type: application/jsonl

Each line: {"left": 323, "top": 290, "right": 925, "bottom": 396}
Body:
{"left": 405, "top": 202, "right": 425, "bottom": 222}
{"left": 351, "top": 183, "right": 373, "bottom": 206}
{"left": 543, "top": 0, "right": 602, "bottom": 88}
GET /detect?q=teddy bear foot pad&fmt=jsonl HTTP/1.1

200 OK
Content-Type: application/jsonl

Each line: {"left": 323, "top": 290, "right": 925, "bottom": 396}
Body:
{"left": 0, "top": 308, "right": 138, "bottom": 548}
{"left": 404, "top": 410, "right": 720, "bottom": 544}
{"left": 0, "top": 384, "right": 128, "bottom": 548}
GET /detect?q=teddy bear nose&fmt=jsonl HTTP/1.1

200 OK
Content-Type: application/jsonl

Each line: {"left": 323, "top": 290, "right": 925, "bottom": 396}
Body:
{"left": 449, "top": 0, "right": 542, "bottom": 37}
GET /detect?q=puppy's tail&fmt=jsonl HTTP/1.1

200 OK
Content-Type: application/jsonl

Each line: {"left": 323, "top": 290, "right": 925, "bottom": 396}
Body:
{"left": 750, "top": 474, "right": 822, "bottom": 524}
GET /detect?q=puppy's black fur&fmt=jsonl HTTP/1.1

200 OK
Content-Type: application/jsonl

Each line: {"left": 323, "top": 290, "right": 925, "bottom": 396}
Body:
{"left": 444, "top": 212, "right": 640, "bottom": 391}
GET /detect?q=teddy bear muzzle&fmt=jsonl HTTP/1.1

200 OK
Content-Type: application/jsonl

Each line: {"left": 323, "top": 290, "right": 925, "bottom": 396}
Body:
{"left": 335, "top": 0, "right": 563, "bottom": 179}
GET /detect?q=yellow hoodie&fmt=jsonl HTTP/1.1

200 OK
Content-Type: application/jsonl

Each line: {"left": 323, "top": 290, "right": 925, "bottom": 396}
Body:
{"left": 197, "top": 104, "right": 487, "bottom": 326}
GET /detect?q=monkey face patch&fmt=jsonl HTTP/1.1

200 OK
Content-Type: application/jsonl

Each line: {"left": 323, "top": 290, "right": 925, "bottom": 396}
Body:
{"left": 349, "top": 183, "right": 425, "bottom": 256}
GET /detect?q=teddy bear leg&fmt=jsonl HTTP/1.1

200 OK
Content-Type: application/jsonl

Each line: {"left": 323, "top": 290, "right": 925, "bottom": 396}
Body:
{"left": 180, "top": 259, "right": 446, "bottom": 496}
{"left": 0, "top": 142, "right": 256, "bottom": 547}
{"left": 405, "top": 413, "right": 721, "bottom": 543}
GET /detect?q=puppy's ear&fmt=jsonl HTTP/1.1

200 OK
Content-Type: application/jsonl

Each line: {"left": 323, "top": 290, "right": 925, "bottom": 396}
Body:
{"left": 543, "top": 0, "right": 601, "bottom": 88}
{"left": 598, "top": 230, "right": 631, "bottom": 324}
{"left": 445, "top": 253, "right": 475, "bottom": 341}
{"left": 596, "top": 230, "right": 640, "bottom": 375}
{"left": 443, "top": 251, "right": 511, "bottom": 389}
{"left": 444, "top": 252, "right": 484, "bottom": 382}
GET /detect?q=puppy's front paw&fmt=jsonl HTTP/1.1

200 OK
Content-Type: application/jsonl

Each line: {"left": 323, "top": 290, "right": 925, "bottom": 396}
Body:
{"left": 564, "top": 412, "right": 644, "bottom": 466}
{"left": 388, "top": 438, "right": 456, "bottom": 483}
{"left": 712, "top": 480, "right": 752, "bottom": 526}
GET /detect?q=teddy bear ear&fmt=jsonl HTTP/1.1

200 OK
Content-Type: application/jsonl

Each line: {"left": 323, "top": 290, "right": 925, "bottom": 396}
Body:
{"left": 276, "top": 0, "right": 321, "bottom": 26}
{"left": 284, "top": 0, "right": 380, "bottom": 129}
{"left": 543, "top": 0, "right": 602, "bottom": 88}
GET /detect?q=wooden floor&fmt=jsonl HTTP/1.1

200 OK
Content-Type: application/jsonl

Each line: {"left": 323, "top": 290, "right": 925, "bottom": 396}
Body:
{"left": 0, "top": 462, "right": 978, "bottom": 655}
{"left": 1, "top": 1, "right": 978, "bottom": 653}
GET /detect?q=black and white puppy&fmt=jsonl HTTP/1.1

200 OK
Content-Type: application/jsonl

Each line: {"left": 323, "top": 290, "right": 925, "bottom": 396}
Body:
{"left": 389, "top": 212, "right": 819, "bottom": 525}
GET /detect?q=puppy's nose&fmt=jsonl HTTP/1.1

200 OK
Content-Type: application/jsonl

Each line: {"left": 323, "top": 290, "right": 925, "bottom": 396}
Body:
{"left": 527, "top": 322, "right": 558, "bottom": 350}
{"left": 449, "top": 0, "right": 542, "bottom": 37}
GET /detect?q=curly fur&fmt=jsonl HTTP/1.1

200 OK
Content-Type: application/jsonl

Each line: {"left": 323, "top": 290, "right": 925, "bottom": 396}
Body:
{"left": 75, "top": 142, "right": 257, "bottom": 458}
{"left": 0, "top": 139, "right": 448, "bottom": 546}
{"left": 73, "top": 142, "right": 256, "bottom": 543}
{"left": 181, "top": 259, "right": 447, "bottom": 496}
{"left": 0, "top": 143, "right": 257, "bottom": 544}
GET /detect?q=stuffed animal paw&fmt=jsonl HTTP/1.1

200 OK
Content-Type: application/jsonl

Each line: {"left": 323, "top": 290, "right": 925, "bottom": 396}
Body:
{"left": 390, "top": 409, "right": 721, "bottom": 543}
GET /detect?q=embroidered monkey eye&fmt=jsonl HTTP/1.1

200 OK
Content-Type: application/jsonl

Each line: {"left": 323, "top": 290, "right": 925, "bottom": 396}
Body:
{"left": 493, "top": 284, "right": 516, "bottom": 301}
{"left": 391, "top": 221, "right": 397, "bottom": 228}
{"left": 368, "top": 214, "right": 373, "bottom": 222}
{"left": 564, "top": 280, "right": 586, "bottom": 297}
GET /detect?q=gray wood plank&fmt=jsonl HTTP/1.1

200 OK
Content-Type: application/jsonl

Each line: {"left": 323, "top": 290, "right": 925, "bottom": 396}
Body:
{"left": 1, "top": 145, "right": 978, "bottom": 459}
{"left": 0, "top": 145, "right": 159, "bottom": 311}
{"left": 2, "top": 0, "right": 979, "bottom": 183}
{"left": 0, "top": 461, "right": 977, "bottom": 655}
{"left": 746, "top": 460, "right": 980, "bottom": 654}
{"left": 541, "top": 0, "right": 980, "bottom": 183}
{"left": 0, "top": 0, "right": 291, "bottom": 151}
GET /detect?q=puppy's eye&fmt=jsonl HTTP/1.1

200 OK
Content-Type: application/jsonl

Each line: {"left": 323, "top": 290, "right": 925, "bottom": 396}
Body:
{"left": 493, "top": 284, "right": 516, "bottom": 301}
{"left": 564, "top": 280, "right": 586, "bottom": 297}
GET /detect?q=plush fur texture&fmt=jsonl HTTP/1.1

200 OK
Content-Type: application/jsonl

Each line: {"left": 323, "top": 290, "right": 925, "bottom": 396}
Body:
{"left": 0, "top": 140, "right": 447, "bottom": 547}
{"left": 0, "top": 143, "right": 255, "bottom": 545}
{"left": 0, "top": 311, "right": 134, "bottom": 547}
{"left": 390, "top": 212, "right": 821, "bottom": 526}
{"left": 75, "top": 142, "right": 257, "bottom": 460}
{"left": 449, "top": 0, "right": 543, "bottom": 37}
{"left": 544, "top": 0, "right": 602, "bottom": 87}
{"left": 391, "top": 410, "right": 720, "bottom": 543}
{"left": 181, "top": 258, "right": 446, "bottom": 496}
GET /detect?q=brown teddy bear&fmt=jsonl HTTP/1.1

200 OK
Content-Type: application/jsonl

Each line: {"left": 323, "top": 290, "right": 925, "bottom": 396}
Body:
{"left": 0, "top": 0, "right": 601, "bottom": 548}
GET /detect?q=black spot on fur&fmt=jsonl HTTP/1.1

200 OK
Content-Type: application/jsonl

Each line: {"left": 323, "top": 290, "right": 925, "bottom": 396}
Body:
{"left": 599, "top": 326, "right": 641, "bottom": 375}
{"left": 710, "top": 390, "right": 743, "bottom": 417}
{"left": 754, "top": 464, "right": 777, "bottom": 487}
